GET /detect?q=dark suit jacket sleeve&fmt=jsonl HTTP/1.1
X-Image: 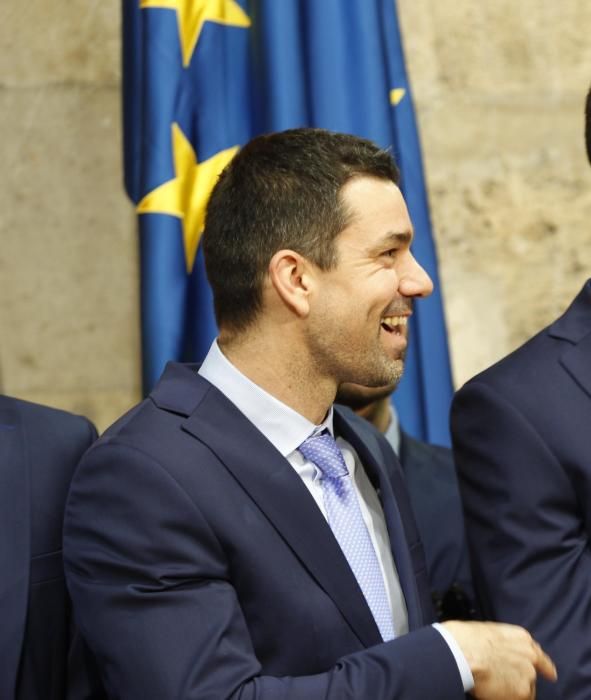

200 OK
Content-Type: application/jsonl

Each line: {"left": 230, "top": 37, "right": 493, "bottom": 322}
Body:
{"left": 51, "top": 415, "right": 104, "bottom": 700}
{"left": 8, "top": 399, "right": 105, "bottom": 700}
{"left": 64, "top": 440, "right": 464, "bottom": 700}
{"left": 451, "top": 381, "right": 591, "bottom": 699}
{"left": 58, "top": 415, "right": 105, "bottom": 700}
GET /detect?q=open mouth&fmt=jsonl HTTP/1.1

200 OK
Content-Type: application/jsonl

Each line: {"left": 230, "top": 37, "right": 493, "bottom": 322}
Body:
{"left": 381, "top": 315, "right": 408, "bottom": 335}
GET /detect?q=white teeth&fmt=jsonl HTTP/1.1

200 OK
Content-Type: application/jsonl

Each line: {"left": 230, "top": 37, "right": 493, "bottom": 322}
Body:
{"left": 382, "top": 315, "right": 407, "bottom": 329}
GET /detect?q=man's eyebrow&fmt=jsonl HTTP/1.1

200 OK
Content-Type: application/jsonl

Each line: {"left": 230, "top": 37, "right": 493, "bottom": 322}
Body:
{"left": 380, "top": 231, "right": 413, "bottom": 246}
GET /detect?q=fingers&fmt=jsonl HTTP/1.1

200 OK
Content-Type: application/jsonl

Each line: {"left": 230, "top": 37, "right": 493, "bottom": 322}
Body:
{"left": 531, "top": 640, "right": 557, "bottom": 682}
{"left": 495, "top": 625, "right": 557, "bottom": 682}
{"left": 504, "top": 628, "right": 557, "bottom": 685}
{"left": 442, "top": 620, "right": 557, "bottom": 700}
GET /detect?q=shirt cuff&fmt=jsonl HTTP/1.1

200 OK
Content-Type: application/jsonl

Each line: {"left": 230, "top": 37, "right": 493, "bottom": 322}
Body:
{"left": 432, "top": 622, "right": 475, "bottom": 692}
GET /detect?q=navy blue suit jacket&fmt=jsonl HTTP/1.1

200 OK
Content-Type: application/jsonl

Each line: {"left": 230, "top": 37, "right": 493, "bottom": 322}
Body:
{"left": 399, "top": 431, "right": 475, "bottom": 616}
{"left": 64, "top": 364, "right": 464, "bottom": 699}
{"left": 451, "top": 279, "right": 591, "bottom": 699}
{"left": 0, "top": 396, "right": 104, "bottom": 700}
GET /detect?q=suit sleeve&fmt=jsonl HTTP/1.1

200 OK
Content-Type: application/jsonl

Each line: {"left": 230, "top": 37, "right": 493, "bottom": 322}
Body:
{"left": 63, "top": 440, "right": 463, "bottom": 700}
{"left": 451, "top": 381, "right": 591, "bottom": 700}
{"left": 64, "top": 415, "right": 106, "bottom": 700}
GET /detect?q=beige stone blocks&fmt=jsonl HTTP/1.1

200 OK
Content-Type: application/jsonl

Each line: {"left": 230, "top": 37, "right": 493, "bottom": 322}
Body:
{"left": 0, "top": 2, "right": 139, "bottom": 432}
{"left": 1, "top": 0, "right": 590, "bottom": 430}
{"left": 398, "top": 0, "right": 591, "bottom": 386}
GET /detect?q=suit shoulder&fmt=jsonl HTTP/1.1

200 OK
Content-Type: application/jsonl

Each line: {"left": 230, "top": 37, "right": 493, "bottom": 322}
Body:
{"left": 81, "top": 396, "right": 198, "bottom": 477}
{"left": 457, "top": 320, "right": 562, "bottom": 399}
{"left": 460, "top": 283, "right": 591, "bottom": 394}
{"left": 1, "top": 394, "right": 96, "bottom": 443}
{"left": 0, "top": 397, "right": 98, "bottom": 553}
{"left": 399, "top": 431, "right": 454, "bottom": 471}
{"left": 95, "top": 394, "right": 179, "bottom": 448}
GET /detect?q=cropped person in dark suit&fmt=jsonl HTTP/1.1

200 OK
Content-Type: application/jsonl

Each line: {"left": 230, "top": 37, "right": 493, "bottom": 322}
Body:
{"left": 451, "top": 89, "right": 591, "bottom": 699}
{"left": 0, "top": 394, "right": 104, "bottom": 700}
{"left": 64, "top": 129, "right": 555, "bottom": 699}
{"left": 336, "top": 384, "right": 476, "bottom": 620}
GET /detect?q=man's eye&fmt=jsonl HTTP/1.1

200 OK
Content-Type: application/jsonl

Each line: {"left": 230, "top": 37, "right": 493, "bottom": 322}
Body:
{"left": 384, "top": 249, "right": 398, "bottom": 258}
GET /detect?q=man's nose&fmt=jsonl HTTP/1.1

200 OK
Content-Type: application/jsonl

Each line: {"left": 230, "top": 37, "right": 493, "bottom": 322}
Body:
{"left": 399, "top": 252, "right": 433, "bottom": 298}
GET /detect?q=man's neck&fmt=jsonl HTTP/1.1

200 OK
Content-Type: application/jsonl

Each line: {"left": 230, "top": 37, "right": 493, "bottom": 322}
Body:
{"left": 219, "top": 332, "right": 336, "bottom": 425}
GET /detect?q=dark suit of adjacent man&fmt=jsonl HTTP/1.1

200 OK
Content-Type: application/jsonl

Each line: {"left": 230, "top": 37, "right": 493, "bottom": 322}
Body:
{"left": 338, "top": 405, "right": 476, "bottom": 619}
{"left": 64, "top": 363, "right": 465, "bottom": 699}
{"left": 398, "top": 431, "right": 475, "bottom": 619}
{"left": 451, "top": 279, "right": 591, "bottom": 699}
{"left": 0, "top": 395, "right": 104, "bottom": 700}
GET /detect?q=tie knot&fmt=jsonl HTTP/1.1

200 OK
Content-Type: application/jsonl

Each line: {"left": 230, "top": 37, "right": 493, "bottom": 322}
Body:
{"left": 298, "top": 430, "right": 348, "bottom": 480}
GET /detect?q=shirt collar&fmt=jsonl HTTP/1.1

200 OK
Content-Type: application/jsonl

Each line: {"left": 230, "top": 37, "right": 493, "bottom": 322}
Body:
{"left": 198, "top": 340, "right": 333, "bottom": 457}
{"left": 384, "top": 405, "right": 400, "bottom": 456}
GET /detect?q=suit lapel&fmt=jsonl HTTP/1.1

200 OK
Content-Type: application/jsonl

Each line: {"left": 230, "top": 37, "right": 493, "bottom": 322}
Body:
{"left": 548, "top": 280, "right": 591, "bottom": 400}
{"left": 177, "top": 380, "right": 382, "bottom": 648}
{"left": 560, "top": 333, "right": 591, "bottom": 400}
{"left": 548, "top": 279, "right": 591, "bottom": 344}
{"left": 334, "top": 409, "right": 425, "bottom": 630}
{"left": 0, "top": 399, "right": 31, "bottom": 699}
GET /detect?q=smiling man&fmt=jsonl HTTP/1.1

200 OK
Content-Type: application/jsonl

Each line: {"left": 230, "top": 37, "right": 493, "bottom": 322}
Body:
{"left": 64, "top": 129, "right": 555, "bottom": 699}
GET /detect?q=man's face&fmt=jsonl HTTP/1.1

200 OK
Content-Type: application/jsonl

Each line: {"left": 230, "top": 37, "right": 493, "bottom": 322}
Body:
{"left": 306, "top": 176, "right": 433, "bottom": 389}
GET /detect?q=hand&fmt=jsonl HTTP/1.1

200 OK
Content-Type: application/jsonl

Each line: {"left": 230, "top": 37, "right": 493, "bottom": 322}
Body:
{"left": 442, "top": 621, "right": 557, "bottom": 700}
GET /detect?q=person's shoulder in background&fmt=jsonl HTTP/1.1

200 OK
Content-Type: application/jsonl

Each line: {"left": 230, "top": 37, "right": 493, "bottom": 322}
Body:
{"left": 336, "top": 403, "right": 478, "bottom": 621}
{"left": 0, "top": 393, "right": 105, "bottom": 700}
{"left": 399, "top": 430, "right": 478, "bottom": 621}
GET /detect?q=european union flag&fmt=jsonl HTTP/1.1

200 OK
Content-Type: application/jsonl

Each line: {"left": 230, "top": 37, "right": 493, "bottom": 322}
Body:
{"left": 122, "top": 0, "right": 454, "bottom": 446}
{"left": 122, "top": 0, "right": 251, "bottom": 394}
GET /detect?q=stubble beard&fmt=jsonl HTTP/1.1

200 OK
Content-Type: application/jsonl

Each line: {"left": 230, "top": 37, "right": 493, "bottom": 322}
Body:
{"left": 308, "top": 325, "right": 407, "bottom": 396}
{"left": 372, "top": 352, "right": 405, "bottom": 389}
{"left": 305, "top": 292, "right": 408, "bottom": 395}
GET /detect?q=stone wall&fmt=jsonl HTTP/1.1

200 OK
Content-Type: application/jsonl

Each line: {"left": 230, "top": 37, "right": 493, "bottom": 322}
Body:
{"left": 399, "top": 1, "right": 591, "bottom": 386}
{"left": 0, "top": 1, "right": 139, "bottom": 431}
{"left": 1, "top": 1, "right": 590, "bottom": 431}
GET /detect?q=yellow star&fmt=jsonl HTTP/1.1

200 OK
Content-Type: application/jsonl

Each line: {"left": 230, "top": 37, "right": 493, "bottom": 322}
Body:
{"left": 137, "top": 123, "right": 239, "bottom": 273}
{"left": 140, "top": 0, "right": 251, "bottom": 67}
{"left": 390, "top": 88, "right": 406, "bottom": 106}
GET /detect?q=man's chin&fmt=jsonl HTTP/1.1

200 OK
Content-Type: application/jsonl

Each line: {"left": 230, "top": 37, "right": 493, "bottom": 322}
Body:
{"left": 336, "top": 369, "right": 402, "bottom": 410}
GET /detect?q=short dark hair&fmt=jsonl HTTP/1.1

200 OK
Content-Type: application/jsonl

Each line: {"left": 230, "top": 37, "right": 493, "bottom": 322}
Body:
{"left": 203, "top": 128, "right": 399, "bottom": 332}
{"left": 586, "top": 87, "right": 591, "bottom": 164}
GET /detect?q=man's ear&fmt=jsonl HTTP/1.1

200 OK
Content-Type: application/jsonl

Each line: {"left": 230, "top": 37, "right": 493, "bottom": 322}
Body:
{"left": 268, "top": 249, "right": 314, "bottom": 317}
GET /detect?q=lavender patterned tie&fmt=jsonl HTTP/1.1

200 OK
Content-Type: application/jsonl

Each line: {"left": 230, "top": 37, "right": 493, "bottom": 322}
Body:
{"left": 299, "top": 430, "right": 395, "bottom": 641}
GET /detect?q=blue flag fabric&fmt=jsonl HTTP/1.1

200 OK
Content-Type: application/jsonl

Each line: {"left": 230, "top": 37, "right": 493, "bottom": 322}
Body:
{"left": 122, "top": 0, "right": 454, "bottom": 446}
